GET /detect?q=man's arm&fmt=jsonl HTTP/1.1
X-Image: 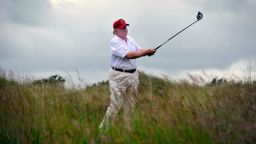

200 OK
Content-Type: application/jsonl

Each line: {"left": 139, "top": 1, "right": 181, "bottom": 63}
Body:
{"left": 125, "top": 49, "right": 156, "bottom": 59}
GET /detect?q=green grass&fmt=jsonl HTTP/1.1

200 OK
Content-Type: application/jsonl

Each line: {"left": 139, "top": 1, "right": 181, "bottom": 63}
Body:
{"left": 0, "top": 71, "right": 255, "bottom": 143}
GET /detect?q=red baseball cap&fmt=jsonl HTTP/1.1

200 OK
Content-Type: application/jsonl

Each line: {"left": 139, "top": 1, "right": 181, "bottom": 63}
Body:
{"left": 113, "top": 19, "right": 129, "bottom": 29}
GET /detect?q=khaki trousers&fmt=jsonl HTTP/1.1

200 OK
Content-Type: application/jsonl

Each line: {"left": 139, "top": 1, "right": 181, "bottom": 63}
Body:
{"left": 99, "top": 69, "right": 139, "bottom": 130}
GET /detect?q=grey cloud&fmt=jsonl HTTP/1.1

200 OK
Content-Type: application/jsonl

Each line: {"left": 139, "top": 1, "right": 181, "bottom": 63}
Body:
{"left": 0, "top": 24, "right": 109, "bottom": 73}
{"left": 185, "top": 0, "right": 254, "bottom": 13}
{"left": 1, "top": 0, "right": 51, "bottom": 26}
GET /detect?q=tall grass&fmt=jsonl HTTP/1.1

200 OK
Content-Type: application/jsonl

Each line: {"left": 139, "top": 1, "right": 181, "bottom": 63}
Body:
{"left": 0, "top": 71, "right": 255, "bottom": 143}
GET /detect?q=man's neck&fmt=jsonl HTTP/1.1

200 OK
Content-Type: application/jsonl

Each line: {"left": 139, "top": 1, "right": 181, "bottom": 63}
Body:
{"left": 117, "top": 35, "right": 128, "bottom": 42}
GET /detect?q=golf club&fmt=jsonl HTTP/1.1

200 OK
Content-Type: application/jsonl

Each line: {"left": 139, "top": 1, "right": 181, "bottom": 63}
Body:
{"left": 155, "top": 11, "right": 203, "bottom": 50}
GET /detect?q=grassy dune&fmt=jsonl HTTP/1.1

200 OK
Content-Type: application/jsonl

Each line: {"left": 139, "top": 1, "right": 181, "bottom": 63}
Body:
{"left": 0, "top": 71, "right": 255, "bottom": 143}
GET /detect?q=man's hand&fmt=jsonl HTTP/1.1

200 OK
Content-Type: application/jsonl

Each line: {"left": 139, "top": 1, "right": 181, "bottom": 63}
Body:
{"left": 144, "top": 49, "right": 156, "bottom": 56}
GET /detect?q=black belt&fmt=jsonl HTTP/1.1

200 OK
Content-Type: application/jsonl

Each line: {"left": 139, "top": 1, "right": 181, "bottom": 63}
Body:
{"left": 112, "top": 67, "right": 136, "bottom": 73}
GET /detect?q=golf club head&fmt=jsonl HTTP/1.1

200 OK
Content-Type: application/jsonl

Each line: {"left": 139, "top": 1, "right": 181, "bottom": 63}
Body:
{"left": 197, "top": 11, "right": 203, "bottom": 20}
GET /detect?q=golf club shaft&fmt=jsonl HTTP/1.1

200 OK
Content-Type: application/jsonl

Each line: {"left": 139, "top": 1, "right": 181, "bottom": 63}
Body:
{"left": 155, "top": 19, "right": 199, "bottom": 50}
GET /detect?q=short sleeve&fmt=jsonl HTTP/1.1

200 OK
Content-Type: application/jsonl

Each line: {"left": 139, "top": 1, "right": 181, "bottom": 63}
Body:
{"left": 110, "top": 41, "right": 129, "bottom": 58}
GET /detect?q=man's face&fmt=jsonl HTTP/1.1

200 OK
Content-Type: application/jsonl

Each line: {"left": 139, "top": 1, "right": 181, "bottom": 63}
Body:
{"left": 116, "top": 27, "right": 128, "bottom": 38}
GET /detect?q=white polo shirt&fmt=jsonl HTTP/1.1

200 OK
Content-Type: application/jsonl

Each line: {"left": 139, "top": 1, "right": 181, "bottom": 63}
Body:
{"left": 110, "top": 35, "right": 142, "bottom": 70}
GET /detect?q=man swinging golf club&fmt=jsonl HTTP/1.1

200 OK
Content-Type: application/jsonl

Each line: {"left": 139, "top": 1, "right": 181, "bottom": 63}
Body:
{"left": 100, "top": 12, "right": 203, "bottom": 131}
{"left": 99, "top": 19, "right": 156, "bottom": 131}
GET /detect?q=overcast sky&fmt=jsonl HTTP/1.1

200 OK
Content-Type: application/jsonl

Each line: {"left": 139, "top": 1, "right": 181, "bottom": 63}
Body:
{"left": 0, "top": 0, "right": 256, "bottom": 86}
